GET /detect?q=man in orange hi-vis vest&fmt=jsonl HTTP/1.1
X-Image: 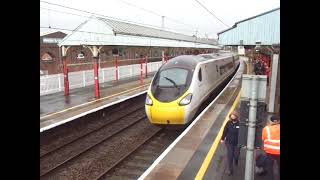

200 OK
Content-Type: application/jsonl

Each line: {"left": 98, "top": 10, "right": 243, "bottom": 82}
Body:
{"left": 256, "top": 115, "right": 280, "bottom": 178}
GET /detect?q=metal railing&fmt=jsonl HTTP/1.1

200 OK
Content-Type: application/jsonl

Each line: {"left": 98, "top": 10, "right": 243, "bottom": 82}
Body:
{"left": 40, "top": 60, "right": 163, "bottom": 96}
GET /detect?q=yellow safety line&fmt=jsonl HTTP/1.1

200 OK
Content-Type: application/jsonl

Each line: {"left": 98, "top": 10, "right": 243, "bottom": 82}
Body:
{"left": 40, "top": 83, "right": 150, "bottom": 119}
{"left": 195, "top": 90, "right": 242, "bottom": 180}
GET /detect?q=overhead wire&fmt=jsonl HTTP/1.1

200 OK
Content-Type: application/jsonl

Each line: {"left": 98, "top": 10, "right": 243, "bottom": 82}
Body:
{"left": 117, "top": 0, "right": 198, "bottom": 32}
{"left": 40, "top": 6, "right": 198, "bottom": 35}
{"left": 40, "top": 1, "right": 199, "bottom": 35}
{"left": 193, "top": 0, "right": 230, "bottom": 28}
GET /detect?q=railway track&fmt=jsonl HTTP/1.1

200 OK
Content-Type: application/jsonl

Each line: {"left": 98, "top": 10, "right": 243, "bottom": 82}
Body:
{"left": 96, "top": 129, "right": 183, "bottom": 180}
{"left": 40, "top": 95, "right": 155, "bottom": 179}
{"left": 41, "top": 116, "right": 162, "bottom": 179}
{"left": 40, "top": 95, "right": 145, "bottom": 158}
{"left": 40, "top": 107, "right": 146, "bottom": 177}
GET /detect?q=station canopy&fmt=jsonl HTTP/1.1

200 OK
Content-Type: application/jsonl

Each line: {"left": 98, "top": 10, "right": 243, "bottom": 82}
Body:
{"left": 59, "top": 16, "right": 219, "bottom": 49}
{"left": 217, "top": 7, "right": 280, "bottom": 46}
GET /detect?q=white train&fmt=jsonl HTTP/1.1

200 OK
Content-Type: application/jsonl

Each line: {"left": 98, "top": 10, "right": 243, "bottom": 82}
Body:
{"left": 145, "top": 52, "right": 240, "bottom": 125}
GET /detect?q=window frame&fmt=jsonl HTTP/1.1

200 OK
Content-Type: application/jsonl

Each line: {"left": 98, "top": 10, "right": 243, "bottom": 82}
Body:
{"left": 158, "top": 68, "right": 189, "bottom": 87}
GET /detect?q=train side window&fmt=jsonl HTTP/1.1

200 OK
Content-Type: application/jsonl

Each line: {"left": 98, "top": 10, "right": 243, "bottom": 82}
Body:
{"left": 198, "top": 68, "right": 202, "bottom": 81}
{"left": 216, "top": 65, "right": 219, "bottom": 72}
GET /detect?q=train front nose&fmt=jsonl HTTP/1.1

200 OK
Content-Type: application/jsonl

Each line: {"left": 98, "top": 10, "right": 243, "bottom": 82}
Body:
{"left": 150, "top": 105, "right": 185, "bottom": 124}
{"left": 145, "top": 99, "right": 185, "bottom": 124}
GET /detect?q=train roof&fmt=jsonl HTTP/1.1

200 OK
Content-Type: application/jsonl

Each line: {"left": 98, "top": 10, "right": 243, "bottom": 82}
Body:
{"left": 162, "top": 55, "right": 199, "bottom": 70}
{"left": 160, "top": 53, "right": 233, "bottom": 71}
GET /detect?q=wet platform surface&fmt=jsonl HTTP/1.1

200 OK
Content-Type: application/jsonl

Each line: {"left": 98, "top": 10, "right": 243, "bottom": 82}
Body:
{"left": 41, "top": 75, "right": 154, "bottom": 116}
{"left": 204, "top": 124, "right": 277, "bottom": 180}
{"left": 40, "top": 75, "right": 154, "bottom": 131}
{"left": 203, "top": 57, "right": 278, "bottom": 180}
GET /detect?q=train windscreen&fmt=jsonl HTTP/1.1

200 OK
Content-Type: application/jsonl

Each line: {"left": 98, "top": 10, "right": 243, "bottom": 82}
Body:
{"left": 151, "top": 68, "right": 192, "bottom": 102}
{"left": 158, "top": 68, "right": 188, "bottom": 87}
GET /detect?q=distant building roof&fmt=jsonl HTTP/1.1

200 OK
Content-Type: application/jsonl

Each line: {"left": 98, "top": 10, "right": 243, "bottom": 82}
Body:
{"left": 40, "top": 32, "right": 53, "bottom": 36}
{"left": 217, "top": 7, "right": 280, "bottom": 35}
{"left": 217, "top": 7, "right": 280, "bottom": 46}
{"left": 41, "top": 31, "right": 59, "bottom": 36}
{"left": 59, "top": 16, "right": 218, "bottom": 49}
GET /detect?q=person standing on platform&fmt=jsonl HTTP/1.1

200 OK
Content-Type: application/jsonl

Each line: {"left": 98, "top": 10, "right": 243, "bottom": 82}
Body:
{"left": 260, "top": 60, "right": 266, "bottom": 75}
{"left": 253, "top": 60, "right": 259, "bottom": 75}
{"left": 264, "top": 62, "right": 271, "bottom": 85}
{"left": 256, "top": 115, "right": 280, "bottom": 179}
{"left": 254, "top": 60, "right": 263, "bottom": 75}
{"left": 220, "top": 111, "right": 241, "bottom": 176}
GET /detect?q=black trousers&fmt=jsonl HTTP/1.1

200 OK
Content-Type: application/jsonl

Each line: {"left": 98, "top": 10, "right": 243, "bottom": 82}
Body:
{"left": 256, "top": 153, "right": 280, "bottom": 178}
{"left": 268, "top": 154, "right": 280, "bottom": 177}
{"left": 225, "top": 142, "right": 240, "bottom": 173}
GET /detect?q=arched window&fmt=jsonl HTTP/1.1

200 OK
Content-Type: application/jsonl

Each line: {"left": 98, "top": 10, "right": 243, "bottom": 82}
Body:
{"left": 77, "top": 51, "right": 85, "bottom": 59}
{"left": 41, "top": 52, "right": 53, "bottom": 61}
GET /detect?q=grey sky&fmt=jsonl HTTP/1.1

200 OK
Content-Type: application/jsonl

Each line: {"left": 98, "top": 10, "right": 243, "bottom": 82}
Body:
{"left": 40, "top": 0, "right": 279, "bottom": 38}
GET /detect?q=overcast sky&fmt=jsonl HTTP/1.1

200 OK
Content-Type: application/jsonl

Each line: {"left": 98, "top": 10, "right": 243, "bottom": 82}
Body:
{"left": 40, "top": 0, "right": 280, "bottom": 38}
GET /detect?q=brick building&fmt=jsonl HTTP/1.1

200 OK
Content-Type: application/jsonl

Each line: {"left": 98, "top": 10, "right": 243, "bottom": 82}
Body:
{"left": 40, "top": 31, "right": 67, "bottom": 75}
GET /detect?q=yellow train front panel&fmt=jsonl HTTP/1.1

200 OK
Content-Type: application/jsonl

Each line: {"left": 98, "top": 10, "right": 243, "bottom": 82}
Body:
{"left": 145, "top": 91, "right": 189, "bottom": 125}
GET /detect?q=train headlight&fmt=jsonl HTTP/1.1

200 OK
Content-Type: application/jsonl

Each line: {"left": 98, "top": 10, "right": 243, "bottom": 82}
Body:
{"left": 145, "top": 94, "right": 153, "bottom": 106}
{"left": 179, "top": 93, "right": 192, "bottom": 106}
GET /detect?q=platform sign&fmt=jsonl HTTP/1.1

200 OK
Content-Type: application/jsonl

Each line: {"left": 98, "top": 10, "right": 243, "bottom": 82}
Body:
{"left": 238, "top": 75, "right": 267, "bottom": 148}
{"left": 241, "top": 75, "right": 267, "bottom": 102}
{"left": 238, "top": 101, "right": 267, "bottom": 148}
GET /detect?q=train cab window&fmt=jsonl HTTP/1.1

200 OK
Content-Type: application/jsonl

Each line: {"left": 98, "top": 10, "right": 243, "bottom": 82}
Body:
{"left": 198, "top": 68, "right": 202, "bottom": 81}
{"left": 158, "top": 68, "right": 188, "bottom": 87}
{"left": 151, "top": 67, "right": 192, "bottom": 102}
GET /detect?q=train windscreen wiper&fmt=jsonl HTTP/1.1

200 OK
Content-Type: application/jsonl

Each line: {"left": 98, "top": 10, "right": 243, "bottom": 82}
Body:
{"left": 163, "top": 77, "right": 179, "bottom": 89}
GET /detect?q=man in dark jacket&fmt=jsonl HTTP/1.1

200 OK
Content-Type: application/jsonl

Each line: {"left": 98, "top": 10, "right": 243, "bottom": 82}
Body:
{"left": 254, "top": 60, "right": 261, "bottom": 75}
{"left": 221, "top": 111, "right": 240, "bottom": 176}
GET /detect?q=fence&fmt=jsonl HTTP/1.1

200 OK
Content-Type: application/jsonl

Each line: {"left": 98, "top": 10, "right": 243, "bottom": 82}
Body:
{"left": 40, "top": 60, "right": 163, "bottom": 96}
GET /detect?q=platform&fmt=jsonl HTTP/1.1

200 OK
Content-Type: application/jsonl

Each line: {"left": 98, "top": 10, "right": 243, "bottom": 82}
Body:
{"left": 204, "top": 129, "right": 277, "bottom": 180}
{"left": 40, "top": 75, "right": 154, "bottom": 132}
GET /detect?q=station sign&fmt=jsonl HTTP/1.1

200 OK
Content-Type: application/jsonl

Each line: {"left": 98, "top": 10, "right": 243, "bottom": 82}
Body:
{"left": 241, "top": 75, "right": 267, "bottom": 102}
{"left": 43, "top": 38, "right": 62, "bottom": 44}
